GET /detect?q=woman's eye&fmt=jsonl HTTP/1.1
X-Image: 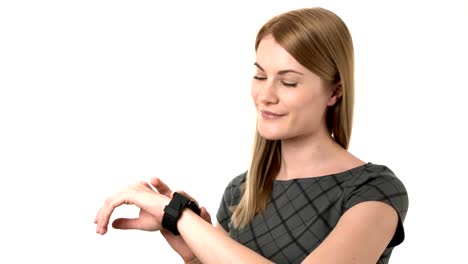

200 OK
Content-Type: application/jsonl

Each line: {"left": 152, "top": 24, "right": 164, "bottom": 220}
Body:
{"left": 281, "top": 81, "right": 297, "bottom": 87}
{"left": 253, "top": 76, "right": 267, "bottom": 81}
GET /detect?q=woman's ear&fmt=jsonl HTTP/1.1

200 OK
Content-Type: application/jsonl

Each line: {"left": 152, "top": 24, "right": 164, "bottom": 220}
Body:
{"left": 328, "top": 82, "right": 343, "bottom": 106}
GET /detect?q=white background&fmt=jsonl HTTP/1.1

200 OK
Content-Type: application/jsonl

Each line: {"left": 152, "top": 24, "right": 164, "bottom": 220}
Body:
{"left": 1, "top": 0, "right": 467, "bottom": 263}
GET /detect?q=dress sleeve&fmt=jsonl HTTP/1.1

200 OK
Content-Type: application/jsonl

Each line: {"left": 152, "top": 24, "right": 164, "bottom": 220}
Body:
{"left": 216, "top": 171, "right": 247, "bottom": 232}
{"left": 344, "top": 165, "right": 409, "bottom": 247}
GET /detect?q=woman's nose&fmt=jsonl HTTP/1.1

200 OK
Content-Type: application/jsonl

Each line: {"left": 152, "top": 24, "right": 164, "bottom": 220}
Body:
{"left": 258, "top": 81, "right": 279, "bottom": 105}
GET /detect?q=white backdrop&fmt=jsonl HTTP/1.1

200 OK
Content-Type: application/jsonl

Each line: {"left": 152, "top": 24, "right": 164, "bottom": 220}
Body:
{"left": 1, "top": 0, "right": 467, "bottom": 263}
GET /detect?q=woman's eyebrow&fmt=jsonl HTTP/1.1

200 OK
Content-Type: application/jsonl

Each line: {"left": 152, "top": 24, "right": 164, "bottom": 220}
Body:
{"left": 254, "top": 62, "right": 265, "bottom": 72}
{"left": 254, "top": 62, "right": 303, "bottom": 75}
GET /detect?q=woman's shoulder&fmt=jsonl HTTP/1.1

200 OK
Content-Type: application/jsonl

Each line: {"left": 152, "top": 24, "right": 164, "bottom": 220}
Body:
{"left": 339, "top": 162, "right": 407, "bottom": 197}
{"left": 228, "top": 170, "right": 247, "bottom": 187}
{"left": 343, "top": 162, "right": 409, "bottom": 218}
{"left": 346, "top": 162, "right": 404, "bottom": 185}
{"left": 221, "top": 171, "right": 247, "bottom": 196}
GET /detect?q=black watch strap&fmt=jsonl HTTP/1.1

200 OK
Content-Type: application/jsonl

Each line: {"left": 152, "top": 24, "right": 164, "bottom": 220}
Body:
{"left": 162, "top": 192, "right": 201, "bottom": 235}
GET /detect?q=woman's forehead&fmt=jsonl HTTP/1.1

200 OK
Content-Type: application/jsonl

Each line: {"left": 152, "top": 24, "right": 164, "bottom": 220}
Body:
{"left": 256, "top": 37, "right": 305, "bottom": 73}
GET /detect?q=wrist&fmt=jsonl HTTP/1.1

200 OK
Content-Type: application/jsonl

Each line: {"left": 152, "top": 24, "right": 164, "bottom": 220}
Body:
{"left": 159, "top": 196, "right": 171, "bottom": 224}
{"left": 162, "top": 192, "right": 201, "bottom": 236}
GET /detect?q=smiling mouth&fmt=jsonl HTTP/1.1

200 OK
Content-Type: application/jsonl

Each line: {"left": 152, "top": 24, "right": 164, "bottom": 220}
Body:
{"left": 260, "top": 110, "right": 284, "bottom": 120}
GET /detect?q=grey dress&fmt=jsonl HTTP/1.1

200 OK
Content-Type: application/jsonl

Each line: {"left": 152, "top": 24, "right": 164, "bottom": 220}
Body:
{"left": 217, "top": 162, "right": 408, "bottom": 264}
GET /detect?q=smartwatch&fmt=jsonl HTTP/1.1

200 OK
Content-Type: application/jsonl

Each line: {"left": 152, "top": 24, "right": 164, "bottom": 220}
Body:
{"left": 162, "top": 192, "right": 201, "bottom": 235}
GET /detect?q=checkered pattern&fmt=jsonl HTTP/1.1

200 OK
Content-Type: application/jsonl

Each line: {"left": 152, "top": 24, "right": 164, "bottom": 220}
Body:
{"left": 217, "top": 163, "right": 408, "bottom": 264}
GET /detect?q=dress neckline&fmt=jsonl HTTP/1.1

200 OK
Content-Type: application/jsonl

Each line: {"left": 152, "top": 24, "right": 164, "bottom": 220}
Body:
{"left": 273, "top": 162, "right": 373, "bottom": 183}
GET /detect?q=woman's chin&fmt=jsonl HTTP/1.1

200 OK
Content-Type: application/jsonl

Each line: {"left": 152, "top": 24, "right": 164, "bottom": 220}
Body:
{"left": 258, "top": 129, "right": 285, "bottom": 140}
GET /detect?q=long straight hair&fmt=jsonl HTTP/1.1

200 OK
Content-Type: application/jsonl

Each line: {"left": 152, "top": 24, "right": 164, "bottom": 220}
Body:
{"left": 231, "top": 7, "right": 355, "bottom": 228}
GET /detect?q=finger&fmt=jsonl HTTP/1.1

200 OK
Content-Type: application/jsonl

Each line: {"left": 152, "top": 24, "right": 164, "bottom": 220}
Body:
{"left": 95, "top": 206, "right": 106, "bottom": 233}
{"left": 199, "top": 207, "right": 212, "bottom": 224}
{"left": 94, "top": 207, "right": 102, "bottom": 224}
{"left": 139, "top": 181, "right": 153, "bottom": 190}
{"left": 151, "top": 178, "right": 172, "bottom": 197}
{"left": 95, "top": 207, "right": 104, "bottom": 234}
{"left": 160, "top": 229, "right": 171, "bottom": 236}
{"left": 112, "top": 218, "right": 142, "bottom": 230}
{"left": 96, "top": 194, "right": 127, "bottom": 235}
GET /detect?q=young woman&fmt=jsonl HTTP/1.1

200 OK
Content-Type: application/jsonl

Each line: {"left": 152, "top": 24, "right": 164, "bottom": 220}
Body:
{"left": 95, "top": 7, "right": 408, "bottom": 264}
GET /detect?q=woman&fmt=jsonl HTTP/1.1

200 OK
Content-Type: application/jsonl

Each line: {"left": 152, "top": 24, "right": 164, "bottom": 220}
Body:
{"left": 95, "top": 7, "right": 408, "bottom": 264}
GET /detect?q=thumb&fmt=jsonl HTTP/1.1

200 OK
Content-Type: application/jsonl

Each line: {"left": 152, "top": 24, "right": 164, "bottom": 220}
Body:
{"left": 112, "top": 218, "right": 143, "bottom": 230}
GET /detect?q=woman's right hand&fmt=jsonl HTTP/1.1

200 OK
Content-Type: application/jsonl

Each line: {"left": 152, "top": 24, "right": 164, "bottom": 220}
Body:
{"left": 151, "top": 178, "right": 212, "bottom": 263}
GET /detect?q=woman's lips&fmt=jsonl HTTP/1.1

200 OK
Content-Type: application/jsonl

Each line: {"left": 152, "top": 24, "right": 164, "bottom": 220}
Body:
{"left": 261, "top": 110, "right": 284, "bottom": 120}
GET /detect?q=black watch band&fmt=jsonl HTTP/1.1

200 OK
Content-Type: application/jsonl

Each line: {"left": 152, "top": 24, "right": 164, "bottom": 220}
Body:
{"left": 162, "top": 192, "right": 201, "bottom": 235}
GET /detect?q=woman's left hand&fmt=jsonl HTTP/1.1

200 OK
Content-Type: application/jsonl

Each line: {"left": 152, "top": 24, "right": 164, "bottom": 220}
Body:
{"left": 94, "top": 181, "right": 170, "bottom": 235}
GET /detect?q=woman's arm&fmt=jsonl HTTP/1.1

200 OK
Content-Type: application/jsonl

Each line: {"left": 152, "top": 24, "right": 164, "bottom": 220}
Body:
{"left": 214, "top": 221, "right": 229, "bottom": 235}
{"left": 302, "top": 201, "right": 398, "bottom": 264}
{"left": 177, "top": 201, "right": 397, "bottom": 264}
{"left": 177, "top": 210, "right": 273, "bottom": 264}
{"left": 180, "top": 222, "right": 228, "bottom": 264}
{"left": 96, "top": 181, "right": 397, "bottom": 263}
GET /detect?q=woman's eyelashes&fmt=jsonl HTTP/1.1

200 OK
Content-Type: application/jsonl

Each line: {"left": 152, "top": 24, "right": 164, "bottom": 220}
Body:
{"left": 253, "top": 75, "right": 298, "bottom": 88}
{"left": 281, "top": 81, "right": 297, "bottom": 87}
{"left": 253, "top": 76, "right": 267, "bottom": 81}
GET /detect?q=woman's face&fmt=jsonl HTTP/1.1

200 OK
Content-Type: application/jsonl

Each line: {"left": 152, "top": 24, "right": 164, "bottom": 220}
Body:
{"left": 251, "top": 35, "right": 337, "bottom": 140}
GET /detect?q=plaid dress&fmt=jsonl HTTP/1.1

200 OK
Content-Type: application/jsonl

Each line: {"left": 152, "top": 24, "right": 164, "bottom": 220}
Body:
{"left": 217, "top": 163, "right": 408, "bottom": 264}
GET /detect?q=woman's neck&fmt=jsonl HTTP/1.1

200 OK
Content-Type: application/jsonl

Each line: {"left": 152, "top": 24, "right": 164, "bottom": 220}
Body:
{"left": 276, "top": 129, "right": 362, "bottom": 180}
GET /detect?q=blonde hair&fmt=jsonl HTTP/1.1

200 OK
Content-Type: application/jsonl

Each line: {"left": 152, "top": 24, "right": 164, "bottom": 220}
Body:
{"left": 231, "top": 7, "right": 355, "bottom": 228}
